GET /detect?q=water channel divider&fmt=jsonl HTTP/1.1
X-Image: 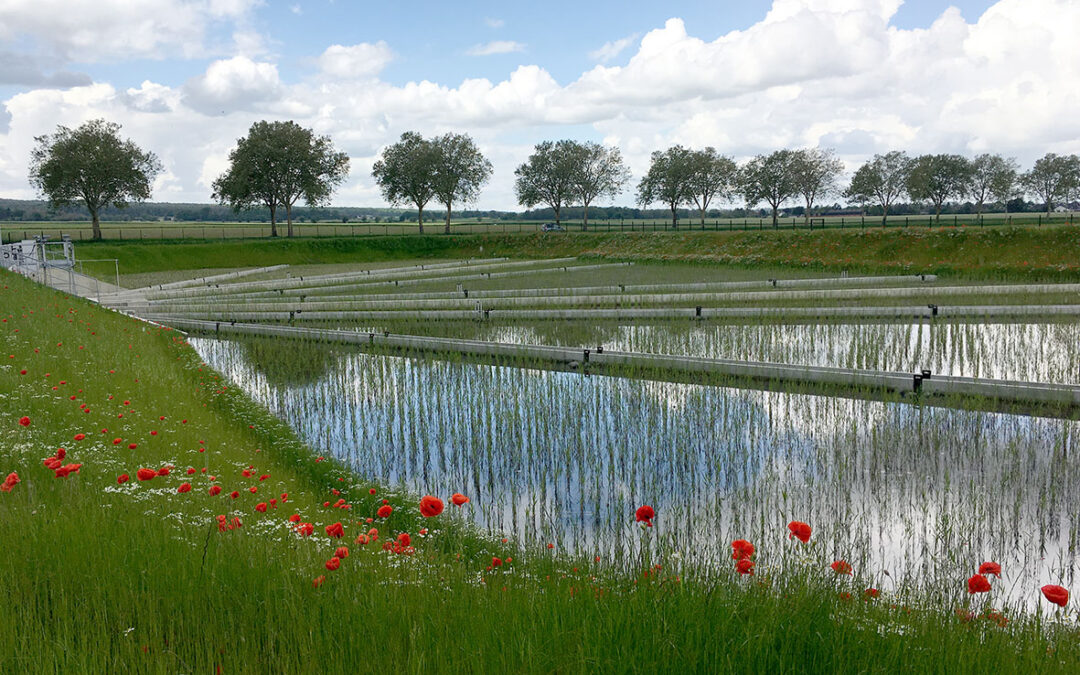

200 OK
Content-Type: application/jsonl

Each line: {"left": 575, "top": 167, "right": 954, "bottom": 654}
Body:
{"left": 148, "top": 316, "right": 1080, "bottom": 412}
{"left": 114, "top": 281, "right": 1080, "bottom": 315}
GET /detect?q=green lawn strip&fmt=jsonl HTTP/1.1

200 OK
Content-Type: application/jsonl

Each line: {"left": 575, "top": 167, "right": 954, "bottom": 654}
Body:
{"left": 76, "top": 226, "right": 1080, "bottom": 283}
{"left": 1, "top": 268, "right": 1078, "bottom": 672}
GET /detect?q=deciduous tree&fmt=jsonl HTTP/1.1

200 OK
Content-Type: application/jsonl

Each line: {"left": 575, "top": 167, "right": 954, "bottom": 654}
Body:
{"left": 636, "top": 146, "right": 694, "bottom": 228}
{"left": 906, "top": 154, "right": 973, "bottom": 221}
{"left": 969, "top": 153, "right": 1018, "bottom": 215}
{"left": 686, "top": 148, "right": 737, "bottom": 227}
{"left": 740, "top": 149, "right": 800, "bottom": 228}
{"left": 1022, "top": 153, "right": 1080, "bottom": 214}
{"left": 212, "top": 121, "right": 349, "bottom": 237}
{"left": 430, "top": 133, "right": 492, "bottom": 235}
{"left": 29, "top": 119, "right": 162, "bottom": 241}
{"left": 572, "top": 142, "right": 629, "bottom": 231}
{"left": 372, "top": 132, "right": 437, "bottom": 233}
{"left": 844, "top": 151, "right": 912, "bottom": 226}
{"left": 514, "top": 140, "right": 579, "bottom": 227}
{"left": 791, "top": 148, "right": 843, "bottom": 227}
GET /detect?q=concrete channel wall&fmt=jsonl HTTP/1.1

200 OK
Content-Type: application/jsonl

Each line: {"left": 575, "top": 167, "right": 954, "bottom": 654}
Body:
{"left": 130, "top": 264, "right": 291, "bottom": 293}
{"left": 135, "top": 257, "right": 572, "bottom": 301}
{"left": 139, "top": 304, "right": 1080, "bottom": 323}
{"left": 224, "top": 274, "right": 940, "bottom": 302}
{"left": 153, "top": 317, "right": 1080, "bottom": 409}
{"left": 118, "top": 281, "right": 1080, "bottom": 314}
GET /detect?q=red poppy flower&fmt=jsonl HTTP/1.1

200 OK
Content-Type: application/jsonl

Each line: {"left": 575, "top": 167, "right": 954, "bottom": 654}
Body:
{"left": 18, "top": 416, "right": 30, "bottom": 427}
{"left": 635, "top": 505, "right": 655, "bottom": 527}
{"left": 117, "top": 474, "right": 130, "bottom": 484}
{"left": 157, "top": 467, "right": 170, "bottom": 476}
{"left": 248, "top": 486, "right": 257, "bottom": 494}
{"left": 312, "top": 575, "right": 325, "bottom": 588}
{"left": 787, "top": 521, "right": 812, "bottom": 543}
{"left": 127, "top": 443, "right": 137, "bottom": 450}
{"left": 451, "top": 492, "right": 469, "bottom": 506}
{"left": 335, "top": 546, "right": 349, "bottom": 559}
{"left": 547, "top": 543, "right": 554, "bottom": 549}
{"left": 369, "top": 487, "right": 376, "bottom": 495}
{"left": 177, "top": 483, "right": 192, "bottom": 493}
{"left": 1041, "top": 584, "right": 1069, "bottom": 607}
{"left": 736, "top": 559, "right": 755, "bottom": 575}
{"left": 229, "top": 491, "right": 239, "bottom": 499}
{"left": 978, "top": 562, "right": 1001, "bottom": 577}
{"left": 186, "top": 468, "right": 196, "bottom": 475}
{"left": 355, "top": 534, "right": 370, "bottom": 545}
{"left": 864, "top": 588, "right": 880, "bottom": 599}
{"left": 1, "top": 472, "right": 20, "bottom": 492}
{"left": 73, "top": 433, "right": 85, "bottom": 441}
{"left": 731, "top": 540, "right": 755, "bottom": 561}
{"left": 136, "top": 468, "right": 156, "bottom": 481}
{"left": 492, "top": 556, "right": 503, "bottom": 567}
{"left": 325, "top": 522, "right": 344, "bottom": 538}
{"left": 967, "top": 574, "right": 991, "bottom": 594}
{"left": 297, "top": 522, "right": 314, "bottom": 536}
{"left": 377, "top": 505, "right": 393, "bottom": 518}
{"left": 831, "top": 560, "right": 853, "bottom": 575}
{"left": 420, "top": 495, "right": 444, "bottom": 517}
{"left": 397, "top": 532, "right": 411, "bottom": 547}
{"left": 325, "top": 556, "right": 341, "bottom": 571}
{"left": 112, "top": 438, "right": 122, "bottom": 445}
{"left": 255, "top": 502, "right": 267, "bottom": 513}
{"left": 208, "top": 486, "right": 222, "bottom": 496}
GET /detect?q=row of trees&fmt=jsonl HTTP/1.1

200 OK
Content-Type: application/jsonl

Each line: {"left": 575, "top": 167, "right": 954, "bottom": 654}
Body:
{"left": 26, "top": 118, "right": 1080, "bottom": 240}
{"left": 371, "top": 132, "right": 492, "bottom": 234}
{"left": 638, "top": 147, "right": 1079, "bottom": 228}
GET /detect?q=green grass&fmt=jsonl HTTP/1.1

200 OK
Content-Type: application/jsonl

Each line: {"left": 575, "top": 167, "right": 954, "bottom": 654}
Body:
{"left": 3, "top": 267, "right": 1080, "bottom": 673}
{"left": 74, "top": 225, "right": 1080, "bottom": 285}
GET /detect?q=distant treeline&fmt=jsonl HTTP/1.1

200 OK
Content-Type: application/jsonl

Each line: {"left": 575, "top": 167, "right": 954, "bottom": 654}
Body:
{"left": 0, "top": 198, "right": 1067, "bottom": 224}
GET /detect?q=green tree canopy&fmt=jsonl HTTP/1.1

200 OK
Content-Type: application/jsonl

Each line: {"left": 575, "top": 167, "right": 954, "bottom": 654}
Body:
{"left": 844, "top": 151, "right": 912, "bottom": 225}
{"left": 791, "top": 148, "right": 843, "bottom": 227}
{"left": 636, "top": 145, "right": 694, "bottom": 228}
{"left": 906, "top": 154, "right": 973, "bottom": 221}
{"left": 571, "top": 142, "right": 629, "bottom": 231}
{"left": 371, "top": 132, "right": 437, "bottom": 233}
{"left": 514, "top": 140, "right": 580, "bottom": 226}
{"left": 1022, "top": 153, "right": 1080, "bottom": 214}
{"left": 29, "top": 119, "right": 162, "bottom": 241}
{"left": 686, "top": 148, "right": 737, "bottom": 226}
{"left": 430, "top": 133, "right": 492, "bottom": 235}
{"left": 212, "top": 120, "right": 350, "bottom": 237}
{"left": 969, "top": 153, "right": 1019, "bottom": 214}
{"left": 740, "top": 149, "right": 800, "bottom": 228}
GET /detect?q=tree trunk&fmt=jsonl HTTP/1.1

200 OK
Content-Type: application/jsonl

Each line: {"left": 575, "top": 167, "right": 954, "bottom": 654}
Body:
{"left": 670, "top": 203, "right": 678, "bottom": 229}
{"left": 90, "top": 209, "right": 102, "bottom": 241}
{"left": 881, "top": 206, "right": 887, "bottom": 227}
{"left": 934, "top": 202, "right": 942, "bottom": 222}
{"left": 417, "top": 204, "right": 424, "bottom": 234}
{"left": 582, "top": 202, "right": 589, "bottom": 232}
{"left": 804, "top": 199, "right": 812, "bottom": 228}
{"left": 269, "top": 204, "right": 278, "bottom": 237}
{"left": 700, "top": 206, "right": 707, "bottom": 226}
{"left": 975, "top": 200, "right": 983, "bottom": 216}
{"left": 286, "top": 202, "right": 294, "bottom": 237}
{"left": 554, "top": 205, "right": 561, "bottom": 227}
{"left": 444, "top": 203, "right": 452, "bottom": 235}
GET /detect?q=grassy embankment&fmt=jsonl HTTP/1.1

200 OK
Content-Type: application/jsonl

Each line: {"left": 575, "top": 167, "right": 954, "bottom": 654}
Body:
{"left": 73, "top": 225, "right": 1080, "bottom": 284}
{"left": 2, "top": 268, "right": 1079, "bottom": 673}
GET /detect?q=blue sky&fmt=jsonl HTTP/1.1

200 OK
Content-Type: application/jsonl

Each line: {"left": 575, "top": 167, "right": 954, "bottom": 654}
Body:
{"left": 0, "top": 0, "right": 1074, "bottom": 209}
{"left": 77, "top": 0, "right": 999, "bottom": 91}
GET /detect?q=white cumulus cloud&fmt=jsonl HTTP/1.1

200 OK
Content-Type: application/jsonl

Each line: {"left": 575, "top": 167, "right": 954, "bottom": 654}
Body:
{"left": 318, "top": 42, "right": 393, "bottom": 79}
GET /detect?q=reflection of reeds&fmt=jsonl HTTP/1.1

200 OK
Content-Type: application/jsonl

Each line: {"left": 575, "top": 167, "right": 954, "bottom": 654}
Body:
{"left": 193, "top": 318, "right": 1080, "bottom": 613}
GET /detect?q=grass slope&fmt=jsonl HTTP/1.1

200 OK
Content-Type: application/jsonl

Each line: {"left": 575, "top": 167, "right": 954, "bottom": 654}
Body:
{"left": 1, "top": 268, "right": 1078, "bottom": 673}
{"left": 76, "top": 225, "right": 1080, "bottom": 282}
